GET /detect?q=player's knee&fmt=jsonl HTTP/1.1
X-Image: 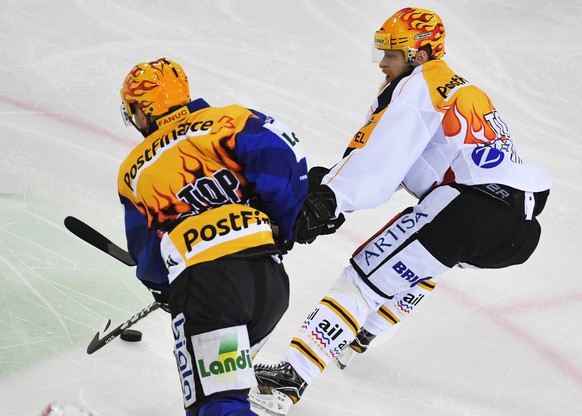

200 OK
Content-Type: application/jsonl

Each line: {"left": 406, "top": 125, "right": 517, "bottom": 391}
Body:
{"left": 329, "top": 266, "right": 374, "bottom": 316}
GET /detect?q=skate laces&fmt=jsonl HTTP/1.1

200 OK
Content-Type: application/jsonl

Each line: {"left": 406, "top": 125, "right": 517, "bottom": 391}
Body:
{"left": 255, "top": 362, "right": 299, "bottom": 379}
{"left": 257, "top": 362, "right": 289, "bottom": 372}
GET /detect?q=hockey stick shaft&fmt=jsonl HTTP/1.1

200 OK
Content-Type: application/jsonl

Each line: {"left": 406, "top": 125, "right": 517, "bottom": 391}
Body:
{"left": 86, "top": 302, "right": 161, "bottom": 354}
{"left": 64, "top": 216, "right": 136, "bottom": 266}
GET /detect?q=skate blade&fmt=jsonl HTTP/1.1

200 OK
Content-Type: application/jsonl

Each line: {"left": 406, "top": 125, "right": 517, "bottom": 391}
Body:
{"left": 334, "top": 347, "right": 359, "bottom": 370}
{"left": 249, "top": 386, "right": 293, "bottom": 415}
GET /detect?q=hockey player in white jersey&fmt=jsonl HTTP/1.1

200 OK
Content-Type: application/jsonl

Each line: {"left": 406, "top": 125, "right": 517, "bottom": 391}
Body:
{"left": 250, "top": 7, "right": 552, "bottom": 414}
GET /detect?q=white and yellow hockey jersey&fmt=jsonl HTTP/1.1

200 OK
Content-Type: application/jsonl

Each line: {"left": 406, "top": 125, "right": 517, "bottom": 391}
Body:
{"left": 323, "top": 60, "right": 552, "bottom": 215}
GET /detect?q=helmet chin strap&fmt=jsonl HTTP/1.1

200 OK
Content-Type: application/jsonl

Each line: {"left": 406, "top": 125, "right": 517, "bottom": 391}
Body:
{"left": 126, "top": 114, "right": 152, "bottom": 138}
{"left": 140, "top": 119, "right": 157, "bottom": 138}
{"left": 124, "top": 101, "right": 176, "bottom": 138}
{"left": 138, "top": 126, "right": 150, "bottom": 138}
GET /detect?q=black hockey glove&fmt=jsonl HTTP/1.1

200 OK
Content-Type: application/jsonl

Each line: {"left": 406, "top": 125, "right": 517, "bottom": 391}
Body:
{"left": 307, "top": 166, "right": 331, "bottom": 187}
{"left": 149, "top": 288, "right": 170, "bottom": 313}
{"left": 295, "top": 184, "right": 345, "bottom": 244}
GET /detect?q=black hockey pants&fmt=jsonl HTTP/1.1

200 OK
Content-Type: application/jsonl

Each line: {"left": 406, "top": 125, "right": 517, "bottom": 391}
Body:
{"left": 419, "top": 183, "right": 549, "bottom": 269}
{"left": 169, "top": 255, "right": 290, "bottom": 414}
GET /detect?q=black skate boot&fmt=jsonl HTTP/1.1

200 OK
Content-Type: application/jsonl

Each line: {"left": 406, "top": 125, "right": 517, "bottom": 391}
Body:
{"left": 254, "top": 361, "right": 306, "bottom": 403}
{"left": 249, "top": 362, "right": 306, "bottom": 415}
{"left": 335, "top": 328, "right": 376, "bottom": 369}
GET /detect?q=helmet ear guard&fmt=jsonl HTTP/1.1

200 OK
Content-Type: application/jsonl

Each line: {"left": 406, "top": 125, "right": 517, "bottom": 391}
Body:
{"left": 120, "top": 101, "right": 133, "bottom": 127}
{"left": 375, "top": 7, "right": 445, "bottom": 64}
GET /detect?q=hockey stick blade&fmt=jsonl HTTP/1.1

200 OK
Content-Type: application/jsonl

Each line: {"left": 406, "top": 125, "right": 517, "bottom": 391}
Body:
{"left": 64, "top": 216, "right": 136, "bottom": 266}
{"left": 86, "top": 302, "right": 160, "bottom": 354}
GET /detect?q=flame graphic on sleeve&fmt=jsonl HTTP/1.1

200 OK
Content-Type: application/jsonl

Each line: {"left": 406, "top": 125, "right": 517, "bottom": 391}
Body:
{"left": 440, "top": 86, "right": 499, "bottom": 144}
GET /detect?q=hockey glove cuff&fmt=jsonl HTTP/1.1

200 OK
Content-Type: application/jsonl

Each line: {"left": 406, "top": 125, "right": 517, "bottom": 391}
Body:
{"left": 270, "top": 221, "right": 295, "bottom": 255}
{"left": 307, "top": 166, "right": 331, "bottom": 187}
{"left": 149, "top": 288, "right": 170, "bottom": 313}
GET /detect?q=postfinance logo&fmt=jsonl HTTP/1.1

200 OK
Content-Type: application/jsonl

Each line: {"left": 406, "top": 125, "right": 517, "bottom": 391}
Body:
{"left": 183, "top": 209, "right": 271, "bottom": 252}
{"left": 197, "top": 333, "right": 252, "bottom": 377}
{"left": 436, "top": 74, "right": 469, "bottom": 99}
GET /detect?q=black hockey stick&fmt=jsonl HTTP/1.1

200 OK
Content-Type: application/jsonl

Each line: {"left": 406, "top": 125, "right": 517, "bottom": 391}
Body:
{"left": 64, "top": 216, "right": 136, "bottom": 266}
{"left": 86, "top": 302, "right": 160, "bottom": 354}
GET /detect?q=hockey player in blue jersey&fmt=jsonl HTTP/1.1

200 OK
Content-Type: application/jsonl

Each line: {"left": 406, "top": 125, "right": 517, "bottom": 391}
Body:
{"left": 117, "top": 58, "right": 309, "bottom": 415}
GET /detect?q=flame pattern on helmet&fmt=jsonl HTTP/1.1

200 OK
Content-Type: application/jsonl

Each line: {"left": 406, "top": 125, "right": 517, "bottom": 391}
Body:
{"left": 121, "top": 58, "right": 190, "bottom": 119}
{"left": 375, "top": 7, "right": 446, "bottom": 62}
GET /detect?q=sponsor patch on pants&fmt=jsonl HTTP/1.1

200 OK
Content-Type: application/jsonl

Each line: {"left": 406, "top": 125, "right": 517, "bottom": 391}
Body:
{"left": 172, "top": 313, "right": 196, "bottom": 407}
{"left": 192, "top": 325, "right": 256, "bottom": 396}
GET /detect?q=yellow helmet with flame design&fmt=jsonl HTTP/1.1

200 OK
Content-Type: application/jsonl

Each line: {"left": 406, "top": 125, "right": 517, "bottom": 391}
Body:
{"left": 120, "top": 58, "right": 190, "bottom": 125}
{"left": 374, "top": 7, "right": 446, "bottom": 63}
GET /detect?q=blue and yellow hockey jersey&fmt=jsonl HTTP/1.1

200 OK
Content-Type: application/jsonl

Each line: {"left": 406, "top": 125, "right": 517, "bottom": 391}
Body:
{"left": 118, "top": 98, "right": 308, "bottom": 290}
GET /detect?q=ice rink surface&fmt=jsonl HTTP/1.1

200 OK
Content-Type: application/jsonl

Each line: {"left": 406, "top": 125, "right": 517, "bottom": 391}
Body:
{"left": 1, "top": 0, "right": 581, "bottom": 414}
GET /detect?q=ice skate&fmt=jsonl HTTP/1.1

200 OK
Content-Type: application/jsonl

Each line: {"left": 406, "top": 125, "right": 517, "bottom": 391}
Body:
{"left": 335, "top": 328, "right": 376, "bottom": 370}
{"left": 249, "top": 361, "right": 306, "bottom": 415}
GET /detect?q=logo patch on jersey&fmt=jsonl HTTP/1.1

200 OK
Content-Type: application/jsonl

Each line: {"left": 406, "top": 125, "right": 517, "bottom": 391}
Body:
{"left": 263, "top": 118, "right": 306, "bottom": 162}
{"left": 182, "top": 209, "right": 270, "bottom": 253}
{"left": 156, "top": 107, "right": 190, "bottom": 128}
{"left": 177, "top": 168, "right": 242, "bottom": 214}
{"left": 471, "top": 146, "right": 504, "bottom": 169}
{"left": 161, "top": 205, "right": 274, "bottom": 282}
{"left": 436, "top": 75, "right": 469, "bottom": 99}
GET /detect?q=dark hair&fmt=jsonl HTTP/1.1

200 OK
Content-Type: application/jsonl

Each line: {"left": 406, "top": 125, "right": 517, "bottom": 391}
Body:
{"left": 419, "top": 44, "right": 435, "bottom": 60}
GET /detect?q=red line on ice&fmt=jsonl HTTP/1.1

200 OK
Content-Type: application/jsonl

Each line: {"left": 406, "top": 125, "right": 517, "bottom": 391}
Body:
{"left": 441, "top": 284, "right": 582, "bottom": 388}
{"left": 0, "top": 95, "right": 135, "bottom": 146}
{"left": 490, "top": 292, "right": 582, "bottom": 314}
